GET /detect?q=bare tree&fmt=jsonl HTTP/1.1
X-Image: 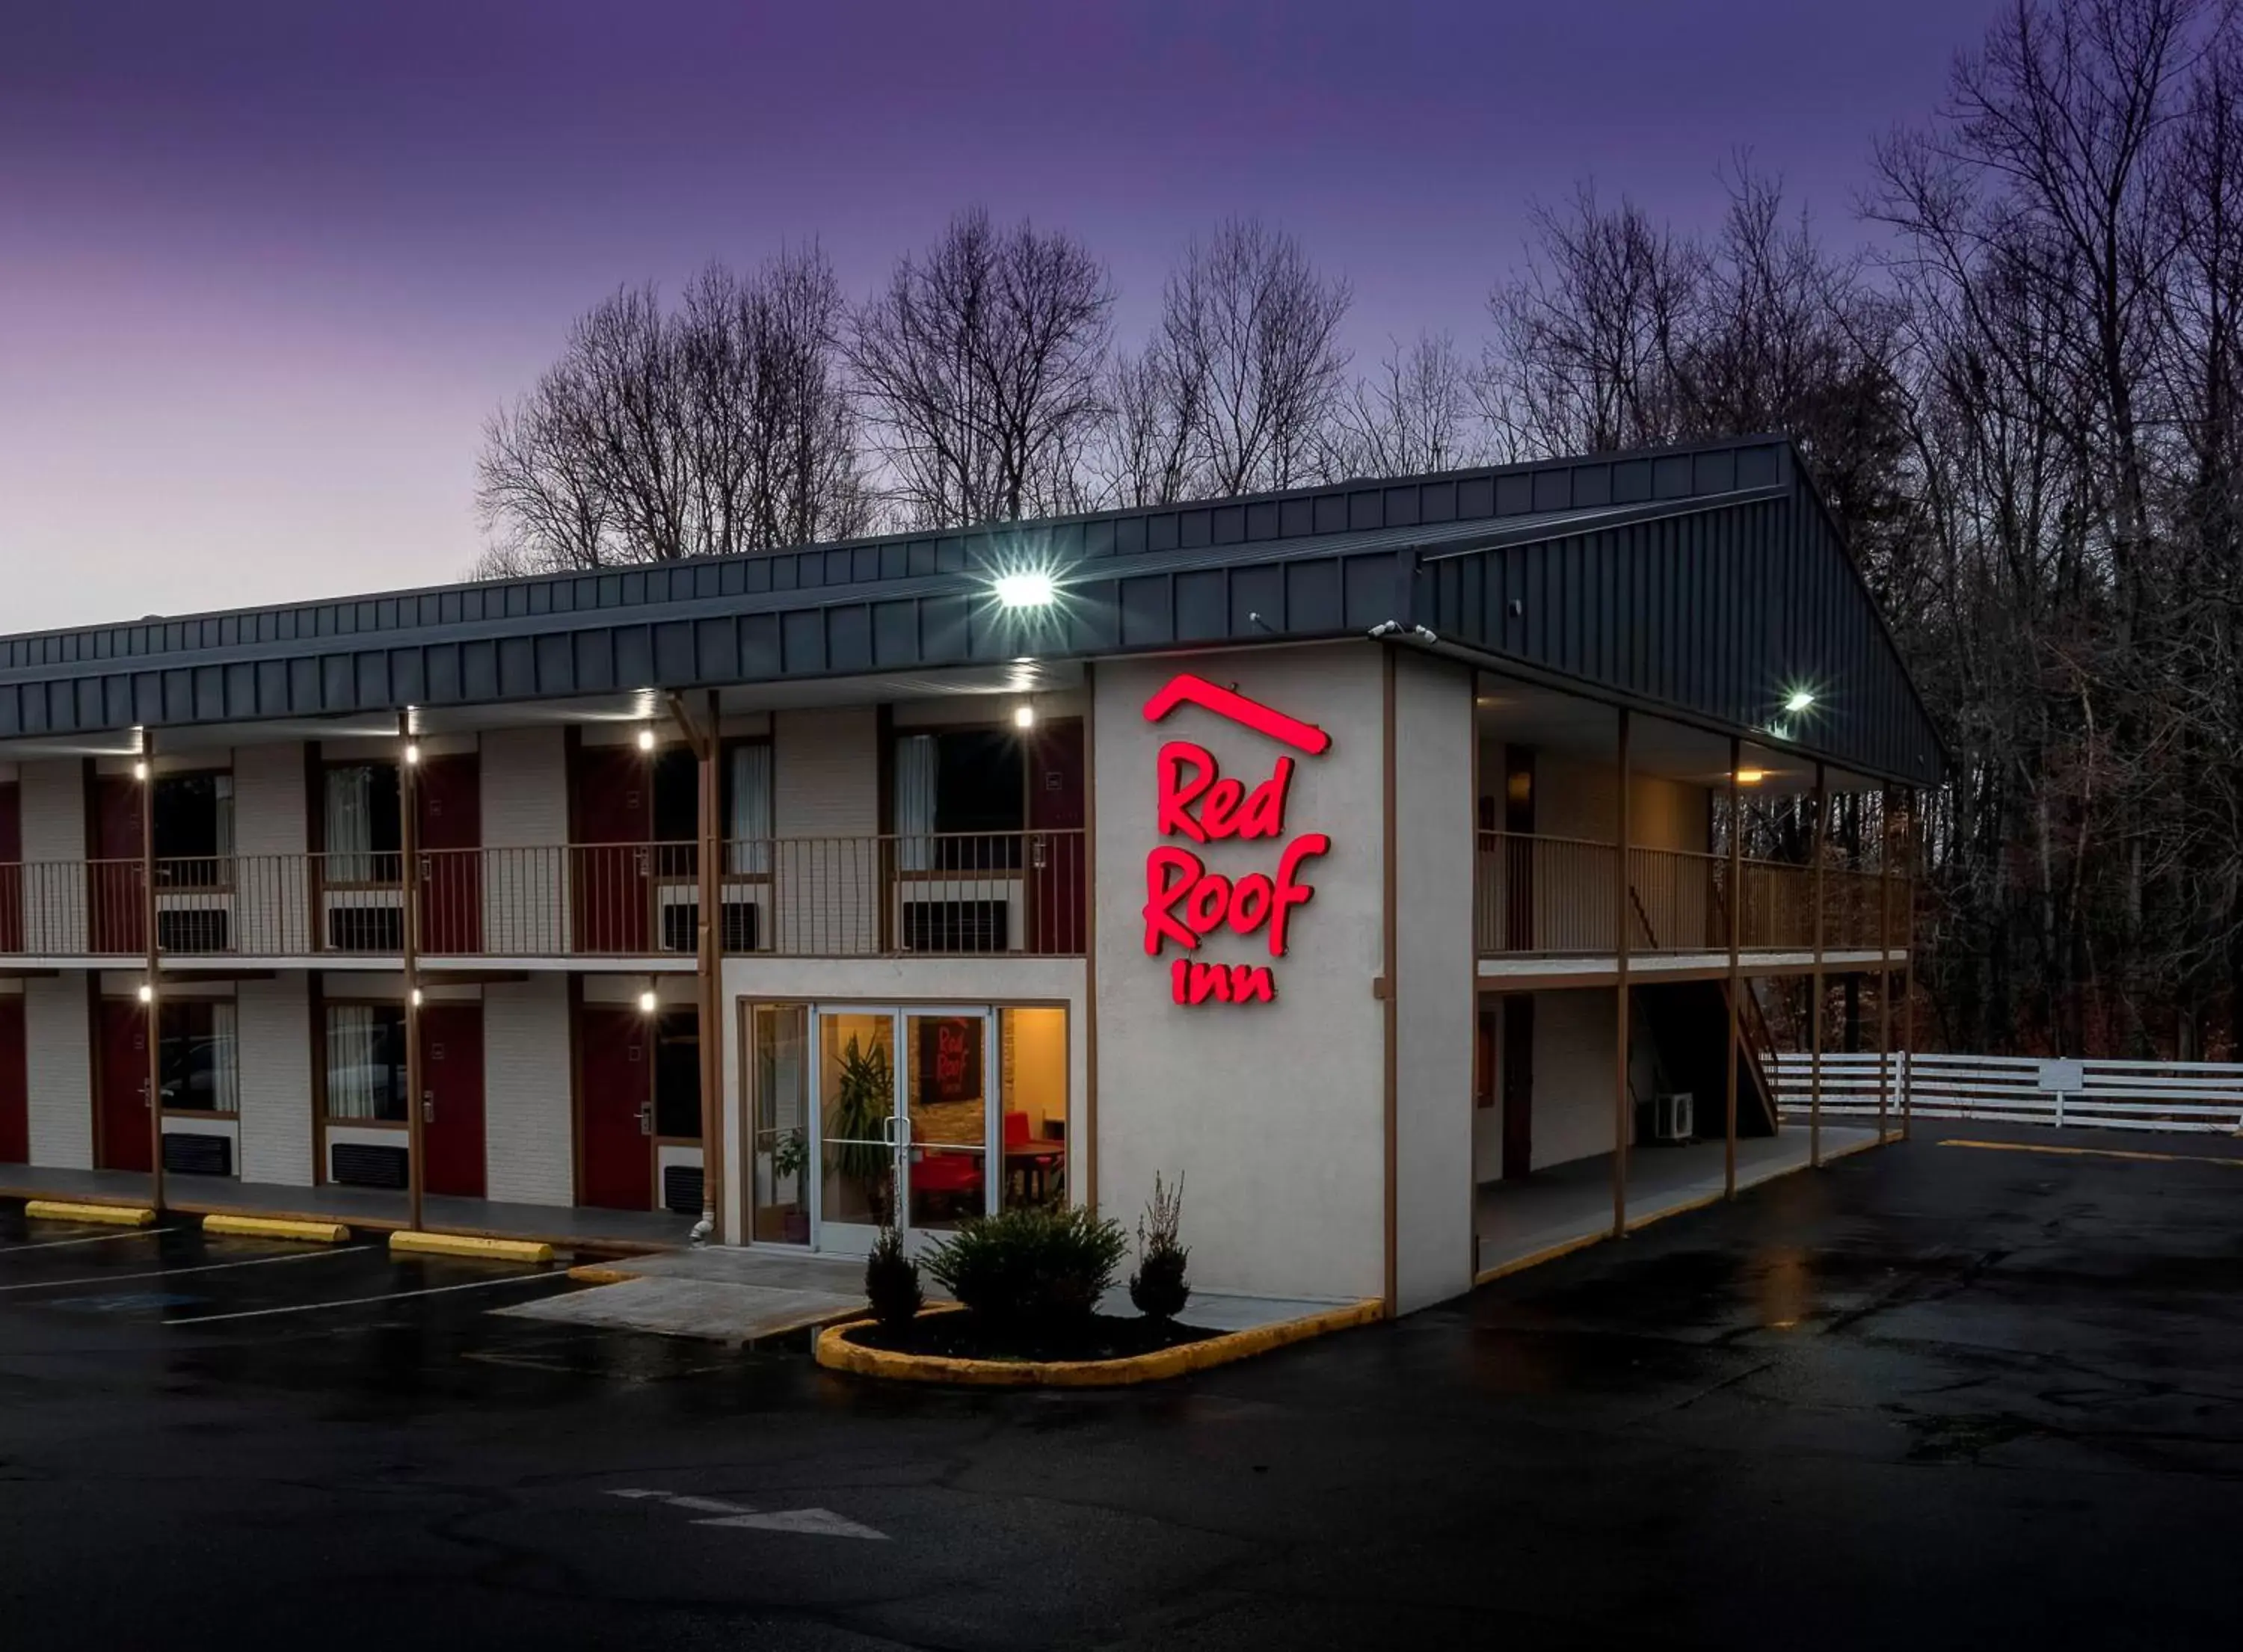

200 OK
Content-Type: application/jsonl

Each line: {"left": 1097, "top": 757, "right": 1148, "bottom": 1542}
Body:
{"left": 848, "top": 208, "right": 1113, "bottom": 527}
{"left": 1332, "top": 330, "right": 1488, "bottom": 477}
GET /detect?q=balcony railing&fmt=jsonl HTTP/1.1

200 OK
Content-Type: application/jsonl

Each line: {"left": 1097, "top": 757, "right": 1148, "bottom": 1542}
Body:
{"left": 1474, "top": 831, "right": 1901, "bottom": 958}
{"left": 0, "top": 830, "right": 1087, "bottom": 962}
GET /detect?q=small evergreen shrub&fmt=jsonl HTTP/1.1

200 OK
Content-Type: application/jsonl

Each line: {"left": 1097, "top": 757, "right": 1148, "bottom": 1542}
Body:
{"left": 924, "top": 1205, "right": 1129, "bottom": 1327}
{"left": 864, "top": 1226, "right": 923, "bottom": 1331}
{"left": 1128, "top": 1173, "right": 1191, "bottom": 1322}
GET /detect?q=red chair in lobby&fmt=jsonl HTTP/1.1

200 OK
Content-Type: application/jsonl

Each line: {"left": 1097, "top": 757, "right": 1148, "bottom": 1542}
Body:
{"left": 1003, "top": 1110, "right": 1062, "bottom": 1206}
{"left": 908, "top": 1145, "right": 982, "bottom": 1218}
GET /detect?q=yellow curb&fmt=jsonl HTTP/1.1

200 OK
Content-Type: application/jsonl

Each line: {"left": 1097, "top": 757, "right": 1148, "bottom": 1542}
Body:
{"left": 1820, "top": 1133, "right": 1889, "bottom": 1163}
{"left": 203, "top": 1213, "right": 351, "bottom": 1244}
{"left": 815, "top": 1299, "right": 1383, "bottom": 1387}
{"left": 566, "top": 1263, "right": 640, "bottom": 1284}
{"left": 1940, "top": 1136, "right": 2243, "bottom": 1168}
{"left": 24, "top": 1200, "right": 157, "bottom": 1227}
{"left": 390, "top": 1230, "right": 555, "bottom": 1264}
{"left": 1626, "top": 1189, "right": 1723, "bottom": 1232}
{"left": 1474, "top": 1227, "right": 1608, "bottom": 1286}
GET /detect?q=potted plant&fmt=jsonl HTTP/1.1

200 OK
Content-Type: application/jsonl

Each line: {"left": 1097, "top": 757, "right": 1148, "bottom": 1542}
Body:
{"left": 771, "top": 1127, "right": 810, "bottom": 1243}
{"left": 828, "top": 1034, "right": 896, "bottom": 1225}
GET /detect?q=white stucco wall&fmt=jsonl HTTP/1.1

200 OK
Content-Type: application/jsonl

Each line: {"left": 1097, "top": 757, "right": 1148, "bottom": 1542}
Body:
{"left": 1528, "top": 987, "right": 1644, "bottom": 1170}
{"left": 1095, "top": 644, "right": 1387, "bottom": 1304}
{"left": 1391, "top": 650, "right": 1477, "bottom": 1311}
{"left": 235, "top": 974, "right": 313, "bottom": 1185}
{"left": 484, "top": 974, "right": 574, "bottom": 1206}
{"left": 23, "top": 973, "right": 92, "bottom": 1168}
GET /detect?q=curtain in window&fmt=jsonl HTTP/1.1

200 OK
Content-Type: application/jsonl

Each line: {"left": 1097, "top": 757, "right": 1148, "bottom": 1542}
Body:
{"left": 893, "top": 734, "right": 938, "bottom": 872}
{"left": 725, "top": 744, "right": 773, "bottom": 875}
{"left": 213, "top": 775, "right": 236, "bottom": 862}
{"left": 207, "top": 1002, "right": 239, "bottom": 1115}
{"left": 326, "top": 1005, "right": 383, "bottom": 1119}
{"left": 325, "top": 767, "right": 374, "bottom": 883}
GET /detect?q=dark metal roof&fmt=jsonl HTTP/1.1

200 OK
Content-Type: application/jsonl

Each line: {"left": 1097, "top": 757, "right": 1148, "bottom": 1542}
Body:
{"left": 0, "top": 435, "right": 1943, "bottom": 784}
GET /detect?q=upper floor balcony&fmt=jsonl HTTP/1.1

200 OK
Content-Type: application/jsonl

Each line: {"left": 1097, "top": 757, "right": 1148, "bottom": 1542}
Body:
{"left": 0, "top": 829, "right": 1088, "bottom": 964}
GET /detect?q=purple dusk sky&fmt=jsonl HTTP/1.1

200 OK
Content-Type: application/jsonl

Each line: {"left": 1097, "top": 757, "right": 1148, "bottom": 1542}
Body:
{"left": 0, "top": 1, "right": 1995, "bottom": 636}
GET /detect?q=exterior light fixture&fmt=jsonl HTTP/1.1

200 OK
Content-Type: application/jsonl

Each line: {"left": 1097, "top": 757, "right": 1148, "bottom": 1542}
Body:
{"left": 1784, "top": 688, "right": 1815, "bottom": 714}
{"left": 638, "top": 989, "right": 659, "bottom": 1014}
{"left": 410, "top": 987, "right": 424, "bottom": 1008}
{"left": 404, "top": 743, "right": 421, "bottom": 765}
{"left": 132, "top": 761, "right": 150, "bottom": 781}
{"left": 1735, "top": 768, "right": 1767, "bottom": 786}
{"left": 994, "top": 569, "right": 1058, "bottom": 610}
{"left": 1013, "top": 703, "right": 1036, "bottom": 730}
{"left": 137, "top": 982, "right": 154, "bottom": 1004}
{"left": 637, "top": 727, "right": 656, "bottom": 753}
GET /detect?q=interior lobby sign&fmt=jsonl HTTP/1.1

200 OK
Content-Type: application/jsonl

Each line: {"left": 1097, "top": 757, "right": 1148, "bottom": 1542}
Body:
{"left": 1140, "top": 673, "right": 1332, "bottom": 1006}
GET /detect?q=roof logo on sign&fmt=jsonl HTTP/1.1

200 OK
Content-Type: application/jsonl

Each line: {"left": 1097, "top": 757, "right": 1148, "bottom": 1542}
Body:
{"left": 1139, "top": 672, "right": 1332, "bottom": 756}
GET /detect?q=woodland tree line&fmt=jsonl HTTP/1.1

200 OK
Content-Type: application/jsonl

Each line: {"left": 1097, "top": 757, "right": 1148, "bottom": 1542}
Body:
{"left": 476, "top": 0, "right": 2243, "bottom": 1062}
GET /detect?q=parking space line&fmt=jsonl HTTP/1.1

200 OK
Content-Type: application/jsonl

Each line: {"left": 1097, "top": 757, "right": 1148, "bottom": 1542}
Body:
{"left": 1940, "top": 1137, "right": 2243, "bottom": 1168}
{"left": 167, "top": 1269, "right": 567, "bottom": 1325}
{"left": 0, "top": 1228, "right": 170, "bottom": 1255}
{"left": 0, "top": 1244, "right": 375, "bottom": 1294}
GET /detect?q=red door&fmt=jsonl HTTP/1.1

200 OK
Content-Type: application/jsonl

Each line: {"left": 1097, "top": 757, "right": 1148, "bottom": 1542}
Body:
{"left": 578, "top": 1005, "right": 650, "bottom": 1209}
{"left": 0, "top": 997, "right": 26, "bottom": 1164}
{"left": 416, "top": 755, "right": 483, "bottom": 955}
{"left": 90, "top": 775, "right": 144, "bottom": 955}
{"left": 572, "top": 745, "right": 651, "bottom": 954}
{"left": 419, "top": 1003, "right": 485, "bottom": 1198}
{"left": 0, "top": 783, "right": 21, "bottom": 954}
{"left": 96, "top": 998, "right": 152, "bottom": 1172}
{"left": 1027, "top": 718, "right": 1086, "bottom": 954}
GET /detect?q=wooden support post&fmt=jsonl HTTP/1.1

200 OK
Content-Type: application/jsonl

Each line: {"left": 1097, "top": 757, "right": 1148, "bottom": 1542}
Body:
{"left": 1876, "top": 786, "right": 1894, "bottom": 1141}
{"left": 696, "top": 694, "right": 724, "bottom": 1241}
{"left": 401, "top": 712, "right": 425, "bottom": 1234}
{"left": 1723, "top": 736, "right": 1742, "bottom": 1199}
{"left": 1809, "top": 761, "right": 1827, "bottom": 1169}
{"left": 1611, "top": 708, "right": 1631, "bottom": 1241}
{"left": 141, "top": 729, "right": 164, "bottom": 1213}
{"left": 1901, "top": 787, "right": 1919, "bottom": 1142}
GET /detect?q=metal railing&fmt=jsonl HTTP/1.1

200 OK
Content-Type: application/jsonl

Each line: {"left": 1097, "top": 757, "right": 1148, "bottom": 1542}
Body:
{"left": 0, "top": 829, "right": 1088, "bottom": 961}
{"left": 1475, "top": 832, "right": 1910, "bottom": 958}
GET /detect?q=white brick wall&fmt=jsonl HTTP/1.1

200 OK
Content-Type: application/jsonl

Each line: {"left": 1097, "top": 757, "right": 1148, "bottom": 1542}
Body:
{"left": 236, "top": 975, "right": 313, "bottom": 1186}
{"left": 23, "top": 974, "right": 92, "bottom": 1168}
{"left": 232, "top": 742, "right": 310, "bottom": 955}
{"left": 19, "top": 759, "right": 86, "bottom": 955}
{"left": 482, "top": 976, "right": 573, "bottom": 1205}
{"left": 772, "top": 707, "right": 879, "bottom": 953}
{"left": 481, "top": 727, "right": 570, "bottom": 954}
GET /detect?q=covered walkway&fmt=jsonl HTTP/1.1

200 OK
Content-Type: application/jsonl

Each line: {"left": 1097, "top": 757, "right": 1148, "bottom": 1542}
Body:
{"left": 1474, "top": 1124, "right": 1884, "bottom": 1280}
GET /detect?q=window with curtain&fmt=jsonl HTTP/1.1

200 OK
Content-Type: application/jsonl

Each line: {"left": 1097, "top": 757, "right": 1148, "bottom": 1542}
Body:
{"left": 156, "top": 1000, "right": 239, "bottom": 1115}
{"left": 324, "top": 764, "right": 401, "bottom": 884}
{"left": 894, "top": 728, "right": 1027, "bottom": 872}
{"left": 151, "top": 773, "right": 236, "bottom": 887}
{"left": 724, "top": 742, "right": 773, "bottom": 875}
{"left": 325, "top": 1003, "right": 407, "bottom": 1121}
{"left": 893, "top": 733, "right": 938, "bottom": 872}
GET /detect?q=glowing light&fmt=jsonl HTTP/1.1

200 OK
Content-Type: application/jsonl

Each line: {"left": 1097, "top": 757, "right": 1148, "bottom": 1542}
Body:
{"left": 1013, "top": 703, "right": 1036, "bottom": 730}
{"left": 132, "top": 761, "right": 149, "bottom": 782}
{"left": 1784, "top": 688, "right": 1816, "bottom": 714}
{"left": 404, "top": 743, "right": 421, "bottom": 765}
{"left": 638, "top": 989, "right": 659, "bottom": 1014}
{"left": 637, "top": 727, "right": 656, "bottom": 752}
{"left": 137, "top": 983, "right": 154, "bottom": 1004}
{"left": 1736, "top": 769, "right": 1767, "bottom": 786}
{"left": 993, "top": 569, "right": 1058, "bottom": 610}
{"left": 410, "top": 988, "right": 424, "bottom": 1008}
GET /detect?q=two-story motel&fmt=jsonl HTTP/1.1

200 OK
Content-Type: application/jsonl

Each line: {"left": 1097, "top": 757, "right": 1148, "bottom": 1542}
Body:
{"left": 0, "top": 435, "right": 1939, "bottom": 1312}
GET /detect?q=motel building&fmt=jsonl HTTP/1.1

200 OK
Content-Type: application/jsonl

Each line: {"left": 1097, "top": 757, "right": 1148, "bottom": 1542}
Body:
{"left": 0, "top": 435, "right": 1938, "bottom": 1312}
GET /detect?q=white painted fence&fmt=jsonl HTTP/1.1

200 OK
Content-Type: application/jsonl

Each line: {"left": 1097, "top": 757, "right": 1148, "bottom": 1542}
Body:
{"left": 1774, "top": 1051, "right": 2243, "bottom": 1135}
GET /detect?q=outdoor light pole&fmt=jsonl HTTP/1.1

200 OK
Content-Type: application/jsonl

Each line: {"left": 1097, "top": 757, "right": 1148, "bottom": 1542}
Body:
{"left": 400, "top": 712, "right": 425, "bottom": 1234}
{"left": 141, "top": 729, "right": 164, "bottom": 1214}
{"left": 665, "top": 689, "right": 724, "bottom": 1244}
{"left": 1723, "top": 736, "right": 1742, "bottom": 1199}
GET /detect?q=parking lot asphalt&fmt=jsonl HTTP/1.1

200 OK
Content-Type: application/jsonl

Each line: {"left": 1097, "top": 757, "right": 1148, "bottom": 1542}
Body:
{"left": 1, "top": 1121, "right": 2239, "bottom": 1651}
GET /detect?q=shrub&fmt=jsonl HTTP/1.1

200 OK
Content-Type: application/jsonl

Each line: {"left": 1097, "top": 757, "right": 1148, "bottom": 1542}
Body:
{"left": 1129, "top": 1173, "right": 1191, "bottom": 1322}
{"left": 924, "top": 1205, "right": 1129, "bottom": 1327}
{"left": 864, "top": 1227, "right": 923, "bottom": 1331}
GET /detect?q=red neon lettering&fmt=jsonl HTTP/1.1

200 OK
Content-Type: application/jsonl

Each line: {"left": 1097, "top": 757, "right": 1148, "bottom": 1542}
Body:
{"left": 1142, "top": 673, "right": 1332, "bottom": 756}
{"left": 1267, "top": 833, "right": 1329, "bottom": 958}
{"left": 1157, "top": 742, "right": 1294, "bottom": 844}
{"left": 1155, "top": 742, "right": 1216, "bottom": 842}
{"left": 1170, "top": 958, "right": 1278, "bottom": 1005}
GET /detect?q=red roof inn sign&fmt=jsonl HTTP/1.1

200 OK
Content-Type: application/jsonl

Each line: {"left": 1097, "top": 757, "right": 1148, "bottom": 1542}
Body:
{"left": 1141, "top": 673, "right": 1332, "bottom": 1007}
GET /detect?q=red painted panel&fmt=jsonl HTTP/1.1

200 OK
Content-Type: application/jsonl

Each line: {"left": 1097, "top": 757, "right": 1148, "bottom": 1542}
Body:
{"left": 571, "top": 745, "right": 652, "bottom": 955}
{"left": 0, "top": 999, "right": 26, "bottom": 1164}
{"left": 96, "top": 998, "right": 151, "bottom": 1172}
{"left": 1027, "top": 718, "right": 1086, "bottom": 954}
{"left": 90, "top": 777, "right": 145, "bottom": 955}
{"left": 416, "top": 755, "right": 483, "bottom": 955}
{"left": 577, "top": 1005, "right": 650, "bottom": 1209}
{"left": 419, "top": 1003, "right": 485, "bottom": 1198}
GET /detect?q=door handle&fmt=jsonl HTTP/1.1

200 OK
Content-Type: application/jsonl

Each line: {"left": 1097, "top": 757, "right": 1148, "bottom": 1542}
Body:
{"left": 422, "top": 1089, "right": 435, "bottom": 1122}
{"left": 1032, "top": 834, "right": 1048, "bottom": 869}
{"left": 638, "top": 1101, "right": 654, "bottom": 1137}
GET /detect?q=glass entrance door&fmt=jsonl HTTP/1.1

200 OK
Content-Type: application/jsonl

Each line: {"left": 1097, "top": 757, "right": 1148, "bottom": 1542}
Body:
{"left": 805, "top": 1004, "right": 997, "bottom": 1256}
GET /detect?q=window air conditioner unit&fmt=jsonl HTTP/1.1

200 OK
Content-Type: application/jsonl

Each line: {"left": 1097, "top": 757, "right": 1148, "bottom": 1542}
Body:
{"left": 1649, "top": 1092, "right": 1694, "bottom": 1144}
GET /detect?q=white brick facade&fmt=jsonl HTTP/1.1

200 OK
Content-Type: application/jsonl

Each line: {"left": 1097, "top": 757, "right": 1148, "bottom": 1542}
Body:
{"left": 235, "top": 974, "right": 313, "bottom": 1186}
{"left": 19, "top": 759, "right": 87, "bottom": 955}
{"left": 23, "top": 974, "right": 92, "bottom": 1169}
{"left": 480, "top": 727, "right": 570, "bottom": 955}
{"left": 481, "top": 975, "right": 573, "bottom": 1206}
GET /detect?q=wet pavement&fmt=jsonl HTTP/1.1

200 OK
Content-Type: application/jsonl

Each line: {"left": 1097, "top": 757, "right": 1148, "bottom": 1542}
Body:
{"left": 1, "top": 1121, "right": 2239, "bottom": 1650}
